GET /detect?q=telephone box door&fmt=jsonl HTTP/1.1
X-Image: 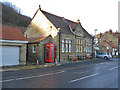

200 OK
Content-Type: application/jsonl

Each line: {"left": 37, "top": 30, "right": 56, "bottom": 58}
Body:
{"left": 45, "top": 43, "right": 55, "bottom": 62}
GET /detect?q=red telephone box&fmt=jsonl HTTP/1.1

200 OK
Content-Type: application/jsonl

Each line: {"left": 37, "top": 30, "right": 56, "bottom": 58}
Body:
{"left": 45, "top": 43, "right": 55, "bottom": 62}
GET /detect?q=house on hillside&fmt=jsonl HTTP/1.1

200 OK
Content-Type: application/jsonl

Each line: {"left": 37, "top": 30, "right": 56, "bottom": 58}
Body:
{"left": 0, "top": 26, "right": 28, "bottom": 66}
{"left": 98, "top": 30, "right": 119, "bottom": 57}
{"left": 24, "top": 7, "right": 93, "bottom": 64}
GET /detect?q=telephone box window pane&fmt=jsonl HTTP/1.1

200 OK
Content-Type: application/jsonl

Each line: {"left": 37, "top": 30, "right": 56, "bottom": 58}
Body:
{"left": 46, "top": 47, "right": 49, "bottom": 60}
{"left": 51, "top": 47, "right": 54, "bottom": 60}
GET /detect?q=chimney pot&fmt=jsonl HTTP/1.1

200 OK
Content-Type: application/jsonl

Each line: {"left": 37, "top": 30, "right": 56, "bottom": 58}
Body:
{"left": 39, "top": 5, "right": 41, "bottom": 10}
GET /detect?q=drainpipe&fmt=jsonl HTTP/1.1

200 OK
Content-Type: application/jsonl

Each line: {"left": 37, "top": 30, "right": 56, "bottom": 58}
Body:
{"left": 59, "top": 32, "right": 61, "bottom": 62}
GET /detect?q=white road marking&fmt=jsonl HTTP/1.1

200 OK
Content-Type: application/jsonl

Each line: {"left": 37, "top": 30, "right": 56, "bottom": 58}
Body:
{"left": 95, "top": 68, "right": 99, "bottom": 70}
{"left": 36, "top": 73, "right": 54, "bottom": 77}
{"left": 95, "top": 64, "right": 99, "bottom": 65}
{"left": 109, "top": 66, "right": 119, "bottom": 71}
{"left": 0, "top": 71, "right": 65, "bottom": 83}
{"left": 69, "top": 73, "right": 99, "bottom": 83}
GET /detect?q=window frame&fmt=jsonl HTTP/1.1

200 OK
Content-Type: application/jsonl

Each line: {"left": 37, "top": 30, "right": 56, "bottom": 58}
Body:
{"left": 62, "top": 39, "right": 72, "bottom": 53}
{"left": 32, "top": 45, "right": 36, "bottom": 53}
{"left": 62, "top": 39, "right": 65, "bottom": 52}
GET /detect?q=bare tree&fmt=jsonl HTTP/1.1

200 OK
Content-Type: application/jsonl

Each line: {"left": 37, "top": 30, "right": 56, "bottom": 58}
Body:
{"left": 1, "top": 1, "right": 21, "bottom": 14}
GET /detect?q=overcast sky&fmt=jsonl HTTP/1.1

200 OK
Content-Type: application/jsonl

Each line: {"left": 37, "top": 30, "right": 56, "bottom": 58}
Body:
{"left": 1, "top": 0, "right": 119, "bottom": 35}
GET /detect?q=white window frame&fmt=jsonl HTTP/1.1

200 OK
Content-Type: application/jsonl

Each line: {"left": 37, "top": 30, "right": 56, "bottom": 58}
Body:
{"left": 81, "top": 39, "right": 83, "bottom": 52}
{"left": 69, "top": 40, "right": 72, "bottom": 52}
{"left": 62, "top": 39, "right": 72, "bottom": 53}
{"left": 86, "top": 42, "right": 87, "bottom": 52}
{"left": 32, "top": 45, "right": 36, "bottom": 53}
{"left": 76, "top": 39, "right": 79, "bottom": 52}
{"left": 62, "top": 39, "right": 65, "bottom": 52}
{"left": 76, "top": 39, "right": 82, "bottom": 52}
{"left": 90, "top": 43, "right": 92, "bottom": 52}
{"left": 66, "top": 39, "right": 68, "bottom": 52}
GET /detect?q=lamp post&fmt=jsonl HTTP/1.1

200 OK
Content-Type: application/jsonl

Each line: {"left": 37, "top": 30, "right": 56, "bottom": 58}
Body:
{"left": 94, "top": 29, "right": 98, "bottom": 58}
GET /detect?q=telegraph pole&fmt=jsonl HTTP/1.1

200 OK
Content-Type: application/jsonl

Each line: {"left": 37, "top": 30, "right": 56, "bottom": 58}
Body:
{"left": 94, "top": 29, "right": 98, "bottom": 58}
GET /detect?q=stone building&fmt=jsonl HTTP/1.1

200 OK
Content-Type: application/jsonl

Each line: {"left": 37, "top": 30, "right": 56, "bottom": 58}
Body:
{"left": 97, "top": 30, "right": 119, "bottom": 56}
{"left": 24, "top": 7, "right": 93, "bottom": 64}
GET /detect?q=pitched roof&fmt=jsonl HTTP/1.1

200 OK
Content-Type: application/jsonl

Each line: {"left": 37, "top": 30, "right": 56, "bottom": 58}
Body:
{"left": 103, "top": 40, "right": 106, "bottom": 43}
{"left": 102, "top": 45, "right": 112, "bottom": 52}
{"left": 102, "top": 39, "right": 117, "bottom": 49}
{"left": 41, "top": 10, "right": 75, "bottom": 35}
{"left": 0, "top": 26, "right": 27, "bottom": 41}
{"left": 107, "top": 41, "right": 117, "bottom": 49}
{"left": 41, "top": 10, "right": 92, "bottom": 39}
{"left": 27, "top": 36, "right": 48, "bottom": 43}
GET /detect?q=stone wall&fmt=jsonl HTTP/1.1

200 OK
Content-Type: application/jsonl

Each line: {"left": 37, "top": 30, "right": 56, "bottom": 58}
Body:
{"left": 60, "top": 33, "right": 75, "bottom": 62}
{"left": 27, "top": 32, "right": 93, "bottom": 64}
{"left": 59, "top": 33, "right": 93, "bottom": 63}
{"left": 19, "top": 44, "right": 27, "bottom": 65}
{"left": 27, "top": 35, "right": 59, "bottom": 64}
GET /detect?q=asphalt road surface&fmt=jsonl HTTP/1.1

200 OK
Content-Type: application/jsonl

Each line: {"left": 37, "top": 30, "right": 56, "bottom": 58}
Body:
{"left": 1, "top": 58, "right": 120, "bottom": 89}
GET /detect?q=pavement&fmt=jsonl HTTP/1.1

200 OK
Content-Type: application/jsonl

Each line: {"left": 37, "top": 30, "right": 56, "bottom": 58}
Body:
{"left": 0, "top": 58, "right": 118, "bottom": 72}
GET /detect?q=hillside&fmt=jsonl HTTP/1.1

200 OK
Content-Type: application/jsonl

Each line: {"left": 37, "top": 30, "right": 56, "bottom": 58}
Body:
{"left": 1, "top": 2, "right": 31, "bottom": 33}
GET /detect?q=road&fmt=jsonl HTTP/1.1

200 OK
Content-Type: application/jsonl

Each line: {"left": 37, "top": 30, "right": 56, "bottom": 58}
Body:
{"left": 1, "top": 58, "right": 120, "bottom": 88}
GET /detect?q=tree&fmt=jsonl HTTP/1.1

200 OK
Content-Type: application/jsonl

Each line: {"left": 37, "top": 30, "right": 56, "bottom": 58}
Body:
{"left": 1, "top": 1, "right": 21, "bottom": 14}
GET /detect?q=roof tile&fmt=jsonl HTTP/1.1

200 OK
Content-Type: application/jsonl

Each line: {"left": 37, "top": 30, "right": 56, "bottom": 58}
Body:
{"left": 27, "top": 36, "right": 47, "bottom": 43}
{"left": 0, "top": 26, "right": 27, "bottom": 41}
{"left": 107, "top": 41, "right": 117, "bottom": 49}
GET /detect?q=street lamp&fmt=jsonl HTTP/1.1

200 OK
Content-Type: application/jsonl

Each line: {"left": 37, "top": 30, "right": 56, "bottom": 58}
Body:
{"left": 94, "top": 29, "right": 98, "bottom": 58}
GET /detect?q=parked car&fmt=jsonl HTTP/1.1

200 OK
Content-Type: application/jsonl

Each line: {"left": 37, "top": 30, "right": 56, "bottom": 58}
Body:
{"left": 96, "top": 52, "right": 112, "bottom": 59}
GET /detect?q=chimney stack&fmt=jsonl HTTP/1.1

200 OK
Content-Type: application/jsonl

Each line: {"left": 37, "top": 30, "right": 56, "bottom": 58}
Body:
{"left": 100, "top": 33, "right": 102, "bottom": 37}
{"left": 77, "top": 19, "right": 80, "bottom": 23}
{"left": 62, "top": 17, "right": 65, "bottom": 20}
{"left": 109, "top": 29, "right": 112, "bottom": 34}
